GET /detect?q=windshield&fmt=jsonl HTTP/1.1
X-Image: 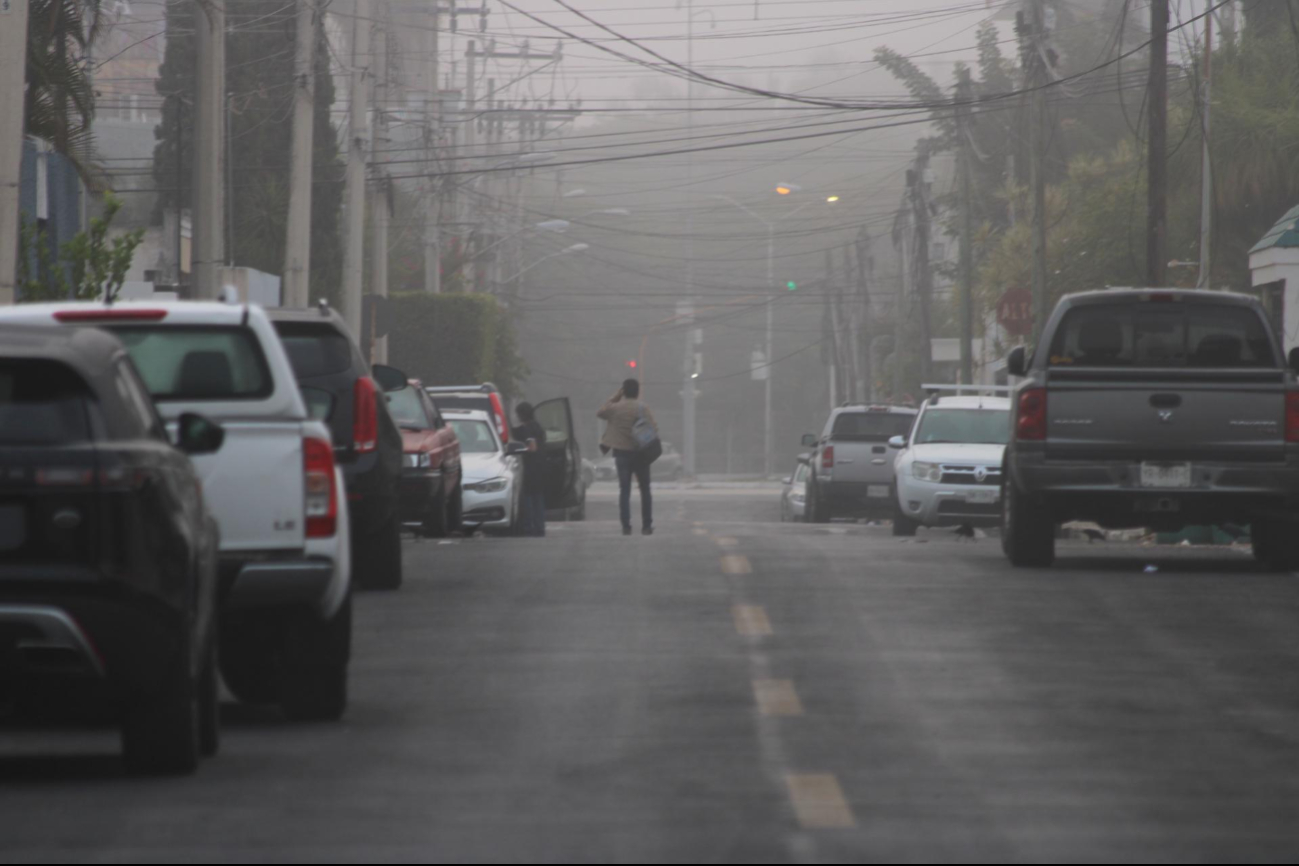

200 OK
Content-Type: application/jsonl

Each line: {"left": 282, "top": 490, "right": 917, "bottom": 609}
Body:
{"left": 0, "top": 360, "right": 93, "bottom": 446}
{"left": 448, "top": 419, "right": 498, "bottom": 454}
{"left": 274, "top": 324, "right": 353, "bottom": 378}
{"left": 1048, "top": 303, "right": 1278, "bottom": 368}
{"left": 110, "top": 326, "right": 272, "bottom": 401}
{"left": 914, "top": 409, "right": 1010, "bottom": 445}
{"left": 832, "top": 411, "right": 915, "bottom": 442}
{"left": 386, "top": 386, "right": 429, "bottom": 429}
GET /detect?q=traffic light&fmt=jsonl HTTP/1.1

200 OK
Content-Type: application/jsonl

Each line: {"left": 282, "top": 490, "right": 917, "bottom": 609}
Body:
{"left": 786, "top": 280, "right": 798, "bottom": 291}
{"left": 627, "top": 359, "right": 637, "bottom": 369}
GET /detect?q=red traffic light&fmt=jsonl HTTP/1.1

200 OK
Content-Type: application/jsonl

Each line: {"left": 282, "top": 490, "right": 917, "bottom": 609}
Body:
{"left": 627, "top": 360, "right": 637, "bottom": 368}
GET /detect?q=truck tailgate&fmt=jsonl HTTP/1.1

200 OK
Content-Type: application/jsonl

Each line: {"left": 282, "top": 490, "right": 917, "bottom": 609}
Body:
{"left": 826, "top": 442, "right": 895, "bottom": 484}
{"left": 188, "top": 421, "right": 305, "bottom": 552}
{"left": 1046, "top": 369, "right": 1287, "bottom": 462}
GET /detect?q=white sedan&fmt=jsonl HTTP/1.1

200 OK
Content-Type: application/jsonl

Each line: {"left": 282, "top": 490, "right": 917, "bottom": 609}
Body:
{"left": 443, "top": 409, "right": 524, "bottom": 534}
{"left": 890, "top": 393, "right": 1011, "bottom": 537}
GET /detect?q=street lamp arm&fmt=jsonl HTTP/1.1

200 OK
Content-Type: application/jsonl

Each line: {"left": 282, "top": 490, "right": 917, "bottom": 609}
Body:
{"left": 709, "top": 194, "right": 771, "bottom": 229}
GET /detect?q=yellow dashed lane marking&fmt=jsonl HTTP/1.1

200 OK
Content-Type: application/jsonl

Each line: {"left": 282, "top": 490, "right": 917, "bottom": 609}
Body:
{"left": 753, "top": 679, "right": 803, "bottom": 716}
{"left": 714, "top": 536, "right": 739, "bottom": 548}
{"left": 692, "top": 528, "right": 709, "bottom": 537}
{"left": 720, "top": 554, "right": 752, "bottom": 574}
{"left": 786, "top": 773, "right": 856, "bottom": 829}
{"left": 732, "top": 604, "right": 772, "bottom": 637}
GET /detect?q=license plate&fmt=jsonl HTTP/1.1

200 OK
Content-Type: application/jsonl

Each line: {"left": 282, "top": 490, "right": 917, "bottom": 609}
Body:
{"left": 1140, "top": 462, "right": 1192, "bottom": 489}
{"left": 867, "top": 485, "right": 890, "bottom": 498}
{"left": 966, "top": 488, "right": 1000, "bottom": 505}
{"left": 0, "top": 504, "right": 25, "bottom": 552}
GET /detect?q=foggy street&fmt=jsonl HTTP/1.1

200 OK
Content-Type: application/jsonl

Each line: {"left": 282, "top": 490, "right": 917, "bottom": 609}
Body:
{"left": 4, "top": 486, "right": 1299, "bottom": 863}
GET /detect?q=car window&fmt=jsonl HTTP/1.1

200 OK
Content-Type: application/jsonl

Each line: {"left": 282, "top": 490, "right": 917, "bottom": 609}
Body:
{"left": 914, "top": 409, "right": 1009, "bottom": 446}
{"left": 274, "top": 323, "right": 353, "bottom": 378}
{"left": 794, "top": 463, "right": 809, "bottom": 483}
{"left": 386, "top": 386, "right": 430, "bottom": 429}
{"left": 448, "top": 419, "right": 498, "bottom": 454}
{"left": 1048, "top": 303, "right": 1278, "bottom": 368}
{"left": 0, "top": 360, "right": 94, "bottom": 446}
{"left": 111, "top": 326, "right": 272, "bottom": 401}
{"left": 428, "top": 394, "right": 490, "bottom": 413}
{"left": 114, "top": 360, "right": 167, "bottom": 441}
{"left": 534, "top": 400, "right": 570, "bottom": 445}
{"left": 831, "top": 411, "right": 915, "bottom": 442}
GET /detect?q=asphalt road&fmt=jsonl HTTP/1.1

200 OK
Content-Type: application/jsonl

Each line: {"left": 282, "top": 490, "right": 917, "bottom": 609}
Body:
{"left": 3, "top": 485, "right": 1299, "bottom": 863}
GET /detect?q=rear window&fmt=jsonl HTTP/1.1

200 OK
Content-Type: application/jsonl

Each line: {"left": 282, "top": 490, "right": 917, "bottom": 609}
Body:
{"left": 387, "top": 386, "right": 429, "bottom": 429}
{"left": 274, "top": 323, "right": 354, "bottom": 379}
{"left": 0, "top": 360, "right": 94, "bottom": 446}
{"left": 914, "top": 409, "right": 1009, "bottom": 446}
{"left": 111, "top": 326, "right": 272, "bottom": 401}
{"left": 1048, "top": 303, "right": 1278, "bottom": 368}
{"left": 831, "top": 411, "right": 915, "bottom": 442}
{"left": 448, "top": 419, "right": 498, "bottom": 454}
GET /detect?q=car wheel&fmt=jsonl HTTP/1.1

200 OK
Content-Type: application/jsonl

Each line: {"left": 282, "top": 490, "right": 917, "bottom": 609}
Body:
{"left": 423, "top": 488, "right": 449, "bottom": 538}
{"left": 121, "top": 642, "right": 200, "bottom": 776}
{"left": 572, "top": 490, "right": 586, "bottom": 521}
{"left": 447, "top": 482, "right": 464, "bottom": 533}
{"left": 891, "top": 488, "right": 918, "bottom": 537}
{"left": 359, "top": 514, "right": 403, "bottom": 590}
{"left": 281, "top": 594, "right": 351, "bottom": 722}
{"left": 198, "top": 638, "right": 219, "bottom": 757}
{"left": 807, "top": 479, "right": 831, "bottom": 523}
{"left": 219, "top": 616, "right": 280, "bottom": 705}
{"left": 1002, "top": 478, "right": 1055, "bottom": 567}
{"left": 1251, "top": 518, "right": 1299, "bottom": 571}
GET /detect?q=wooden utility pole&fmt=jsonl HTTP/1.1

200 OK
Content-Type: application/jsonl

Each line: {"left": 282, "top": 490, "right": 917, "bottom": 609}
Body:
{"left": 956, "top": 66, "right": 976, "bottom": 385}
{"left": 1197, "top": 7, "right": 1213, "bottom": 289}
{"left": 341, "top": 0, "right": 372, "bottom": 337}
{"left": 192, "top": 0, "right": 226, "bottom": 299}
{"left": 423, "top": 2, "right": 441, "bottom": 294}
{"left": 370, "top": 0, "right": 390, "bottom": 362}
{"left": 1024, "top": 0, "right": 1048, "bottom": 343}
{"left": 1147, "top": 0, "right": 1169, "bottom": 287}
{"left": 0, "top": 0, "right": 31, "bottom": 304}
{"left": 909, "top": 149, "right": 934, "bottom": 387}
{"left": 854, "top": 229, "right": 875, "bottom": 402}
{"left": 282, "top": 0, "right": 317, "bottom": 308}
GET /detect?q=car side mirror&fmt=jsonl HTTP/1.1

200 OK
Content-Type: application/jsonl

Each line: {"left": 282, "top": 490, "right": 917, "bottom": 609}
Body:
{"left": 301, "top": 386, "right": 336, "bottom": 422}
{"left": 1288, "top": 347, "right": 1299, "bottom": 374}
{"left": 1007, "top": 346, "right": 1027, "bottom": 378}
{"left": 801, "top": 433, "right": 818, "bottom": 447}
{"left": 177, "top": 412, "right": 225, "bottom": 455}
{"left": 371, "top": 364, "right": 409, "bottom": 393}
{"left": 888, "top": 435, "right": 906, "bottom": 449}
{"left": 505, "top": 440, "right": 528, "bottom": 455}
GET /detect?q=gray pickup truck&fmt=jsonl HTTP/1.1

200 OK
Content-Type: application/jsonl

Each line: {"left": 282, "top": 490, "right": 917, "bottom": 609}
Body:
{"left": 801, "top": 404, "right": 918, "bottom": 523}
{"left": 1001, "top": 289, "right": 1299, "bottom": 568}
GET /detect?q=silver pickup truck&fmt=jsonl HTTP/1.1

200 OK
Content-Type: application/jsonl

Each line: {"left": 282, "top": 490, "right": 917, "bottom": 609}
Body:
{"left": 801, "top": 404, "right": 918, "bottom": 523}
{"left": 1001, "top": 289, "right": 1299, "bottom": 568}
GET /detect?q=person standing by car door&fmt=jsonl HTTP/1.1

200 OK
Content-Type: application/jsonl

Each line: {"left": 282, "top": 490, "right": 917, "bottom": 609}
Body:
{"left": 512, "top": 402, "right": 548, "bottom": 537}
{"left": 598, "top": 378, "right": 659, "bottom": 536}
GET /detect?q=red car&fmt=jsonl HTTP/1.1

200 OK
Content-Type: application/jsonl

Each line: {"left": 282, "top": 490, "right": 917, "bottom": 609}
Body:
{"left": 385, "top": 380, "right": 463, "bottom": 537}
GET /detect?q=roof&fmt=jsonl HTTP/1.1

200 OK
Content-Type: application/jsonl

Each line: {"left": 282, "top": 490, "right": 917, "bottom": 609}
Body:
{"left": 923, "top": 395, "right": 1011, "bottom": 410}
{"left": 440, "top": 408, "right": 493, "bottom": 421}
{"left": 263, "top": 305, "right": 346, "bottom": 326}
{"left": 1250, "top": 204, "right": 1299, "bottom": 255}
{"left": 833, "top": 403, "right": 918, "bottom": 415}
{"left": 0, "top": 300, "right": 257, "bottom": 326}
{"left": 0, "top": 323, "right": 125, "bottom": 367}
{"left": 1058, "top": 288, "right": 1263, "bottom": 308}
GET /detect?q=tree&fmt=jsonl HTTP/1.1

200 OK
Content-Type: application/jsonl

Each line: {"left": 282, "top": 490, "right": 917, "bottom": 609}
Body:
{"left": 18, "top": 193, "right": 144, "bottom": 302}
{"left": 25, "top": 0, "right": 103, "bottom": 172}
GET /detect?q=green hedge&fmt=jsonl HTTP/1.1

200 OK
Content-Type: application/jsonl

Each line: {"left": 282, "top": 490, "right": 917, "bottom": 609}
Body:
{"left": 386, "top": 292, "right": 526, "bottom": 398}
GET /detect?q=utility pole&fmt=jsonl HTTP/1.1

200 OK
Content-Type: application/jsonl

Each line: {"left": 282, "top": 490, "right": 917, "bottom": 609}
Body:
{"left": 370, "top": 0, "right": 390, "bottom": 362}
{"left": 1197, "top": 7, "right": 1213, "bottom": 289}
{"left": 192, "top": 0, "right": 226, "bottom": 300}
{"left": 282, "top": 0, "right": 317, "bottom": 308}
{"left": 1021, "top": 0, "right": 1049, "bottom": 342}
{"left": 424, "top": 2, "right": 442, "bottom": 294}
{"left": 854, "top": 230, "right": 875, "bottom": 402}
{"left": 909, "top": 149, "right": 934, "bottom": 388}
{"left": 893, "top": 198, "right": 910, "bottom": 401}
{"left": 341, "top": 0, "right": 372, "bottom": 338}
{"left": 683, "top": 0, "right": 698, "bottom": 479}
{"left": 0, "top": 0, "right": 31, "bottom": 304}
{"left": 956, "top": 66, "right": 975, "bottom": 385}
{"left": 1148, "top": 0, "right": 1169, "bottom": 287}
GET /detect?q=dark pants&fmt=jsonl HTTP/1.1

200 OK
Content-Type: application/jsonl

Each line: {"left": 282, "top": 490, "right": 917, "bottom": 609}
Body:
{"left": 614, "top": 450, "right": 652, "bottom": 531}
{"left": 518, "top": 492, "right": 546, "bottom": 537}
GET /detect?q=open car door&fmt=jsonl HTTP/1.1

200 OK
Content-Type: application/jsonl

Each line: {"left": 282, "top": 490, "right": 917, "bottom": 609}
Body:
{"left": 534, "top": 397, "right": 581, "bottom": 510}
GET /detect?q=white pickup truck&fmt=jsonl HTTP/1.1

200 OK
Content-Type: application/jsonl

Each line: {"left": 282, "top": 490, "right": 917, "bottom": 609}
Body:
{"left": 0, "top": 301, "right": 353, "bottom": 721}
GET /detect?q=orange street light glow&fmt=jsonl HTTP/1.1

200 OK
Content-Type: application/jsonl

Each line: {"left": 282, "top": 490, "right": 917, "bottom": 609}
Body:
{"left": 775, "top": 186, "right": 792, "bottom": 195}
{"left": 826, "top": 195, "right": 840, "bottom": 203}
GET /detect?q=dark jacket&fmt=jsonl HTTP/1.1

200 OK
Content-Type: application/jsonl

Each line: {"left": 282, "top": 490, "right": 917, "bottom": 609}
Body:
{"left": 512, "top": 419, "right": 548, "bottom": 495}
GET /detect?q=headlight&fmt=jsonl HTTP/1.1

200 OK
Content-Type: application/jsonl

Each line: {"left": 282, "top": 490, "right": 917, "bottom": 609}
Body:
{"left": 790, "top": 493, "right": 806, "bottom": 504}
{"left": 467, "top": 476, "right": 509, "bottom": 493}
{"left": 912, "top": 461, "right": 942, "bottom": 482}
{"left": 404, "top": 452, "right": 432, "bottom": 469}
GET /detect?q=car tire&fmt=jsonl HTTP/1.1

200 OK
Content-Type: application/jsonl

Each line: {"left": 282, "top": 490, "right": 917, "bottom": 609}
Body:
{"left": 423, "top": 488, "right": 449, "bottom": 538}
{"left": 281, "top": 595, "right": 351, "bottom": 723}
{"left": 198, "top": 638, "right": 219, "bottom": 758}
{"left": 219, "top": 617, "right": 280, "bottom": 705}
{"left": 358, "top": 513, "right": 403, "bottom": 590}
{"left": 121, "top": 645, "right": 200, "bottom": 776}
{"left": 1002, "top": 478, "right": 1055, "bottom": 567}
{"left": 807, "top": 479, "right": 831, "bottom": 523}
{"left": 447, "top": 482, "right": 464, "bottom": 533}
{"left": 891, "top": 488, "right": 919, "bottom": 537}
{"left": 1251, "top": 518, "right": 1299, "bottom": 571}
{"left": 571, "top": 490, "right": 586, "bottom": 521}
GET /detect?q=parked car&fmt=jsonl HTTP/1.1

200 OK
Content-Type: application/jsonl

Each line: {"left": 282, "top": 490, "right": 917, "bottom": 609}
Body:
{"left": 1, "top": 302, "right": 356, "bottom": 721}
{"left": 651, "top": 442, "right": 684, "bottom": 481}
{"left": 581, "top": 457, "right": 596, "bottom": 490}
{"left": 780, "top": 455, "right": 811, "bottom": 522}
{"left": 386, "top": 380, "right": 462, "bottom": 537}
{"left": 443, "top": 409, "right": 524, "bottom": 533}
{"left": 0, "top": 325, "right": 224, "bottom": 774}
{"left": 1002, "top": 288, "right": 1299, "bottom": 568}
{"left": 267, "top": 307, "right": 406, "bottom": 590}
{"left": 533, "top": 398, "right": 585, "bottom": 517}
{"left": 594, "top": 453, "right": 616, "bottom": 482}
{"left": 801, "top": 404, "right": 919, "bottom": 523}
{"left": 890, "top": 389, "right": 1011, "bottom": 536}
{"left": 424, "top": 383, "right": 509, "bottom": 444}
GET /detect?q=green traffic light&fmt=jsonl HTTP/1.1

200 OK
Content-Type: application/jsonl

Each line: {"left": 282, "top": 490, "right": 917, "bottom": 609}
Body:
{"left": 786, "top": 280, "right": 797, "bottom": 291}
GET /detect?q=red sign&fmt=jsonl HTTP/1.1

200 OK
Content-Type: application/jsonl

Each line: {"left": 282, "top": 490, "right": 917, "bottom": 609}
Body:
{"left": 996, "top": 288, "right": 1033, "bottom": 337}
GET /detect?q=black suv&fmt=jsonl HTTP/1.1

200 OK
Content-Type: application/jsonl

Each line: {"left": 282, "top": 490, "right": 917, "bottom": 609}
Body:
{"left": 0, "top": 326, "right": 224, "bottom": 775}
{"left": 267, "top": 308, "right": 407, "bottom": 590}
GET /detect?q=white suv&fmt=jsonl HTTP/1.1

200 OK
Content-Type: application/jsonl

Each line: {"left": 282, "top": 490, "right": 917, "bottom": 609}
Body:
{"left": 891, "top": 389, "right": 1011, "bottom": 537}
{"left": 0, "top": 301, "right": 352, "bottom": 721}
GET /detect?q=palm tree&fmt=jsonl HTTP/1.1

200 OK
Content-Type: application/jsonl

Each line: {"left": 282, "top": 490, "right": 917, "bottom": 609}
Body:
{"left": 25, "top": 0, "right": 103, "bottom": 173}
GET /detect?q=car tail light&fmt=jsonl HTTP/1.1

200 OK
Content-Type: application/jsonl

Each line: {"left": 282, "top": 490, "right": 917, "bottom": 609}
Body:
{"left": 822, "top": 445, "right": 835, "bottom": 470}
{"left": 353, "top": 376, "right": 378, "bottom": 453}
{"left": 489, "top": 392, "right": 509, "bottom": 443}
{"left": 1017, "top": 388, "right": 1047, "bottom": 441}
{"left": 304, "top": 437, "right": 337, "bottom": 537}
{"left": 53, "top": 308, "right": 168, "bottom": 322}
{"left": 1286, "top": 393, "right": 1299, "bottom": 443}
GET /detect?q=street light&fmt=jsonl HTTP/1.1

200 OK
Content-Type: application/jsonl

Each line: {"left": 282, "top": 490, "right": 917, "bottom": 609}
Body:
{"left": 500, "top": 242, "right": 588, "bottom": 285}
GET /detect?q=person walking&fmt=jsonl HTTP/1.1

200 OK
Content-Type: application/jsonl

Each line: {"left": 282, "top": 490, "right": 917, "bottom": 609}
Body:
{"left": 512, "top": 402, "right": 548, "bottom": 537}
{"left": 598, "top": 378, "right": 659, "bottom": 536}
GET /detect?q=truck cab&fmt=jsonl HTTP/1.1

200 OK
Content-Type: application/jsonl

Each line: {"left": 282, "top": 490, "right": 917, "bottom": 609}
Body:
{"left": 801, "top": 404, "right": 918, "bottom": 523}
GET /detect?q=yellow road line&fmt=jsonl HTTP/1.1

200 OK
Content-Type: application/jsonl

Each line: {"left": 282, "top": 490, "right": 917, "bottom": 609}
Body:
{"left": 692, "top": 527, "right": 709, "bottom": 537}
{"left": 732, "top": 604, "right": 772, "bottom": 637}
{"left": 786, "top": 773, "right": 856, "bottom": 829}
{"left": 714, "top": 536, "right": 739, "bottom": 548}
{"left": 720, "top": 554, "right": 752, "bottom": 574}
{"left": 753, "top": 679, "right": 804, "bottom": 717}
